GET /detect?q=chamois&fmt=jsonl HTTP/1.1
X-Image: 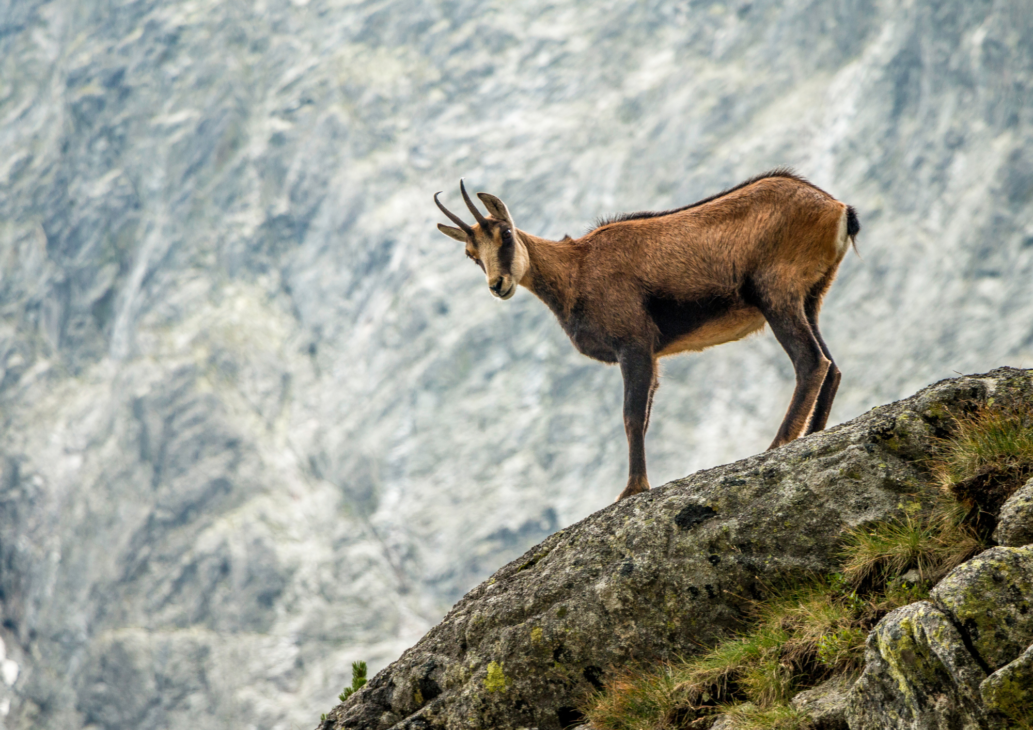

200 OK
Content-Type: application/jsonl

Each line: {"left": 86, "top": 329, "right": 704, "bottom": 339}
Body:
{"left": 435, "top": 170, "right": 859, "bottom": 501}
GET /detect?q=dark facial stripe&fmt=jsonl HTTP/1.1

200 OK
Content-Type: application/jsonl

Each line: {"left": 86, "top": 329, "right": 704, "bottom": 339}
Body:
{"left": 498, "top": 229, "right": 515, "bottom": 273}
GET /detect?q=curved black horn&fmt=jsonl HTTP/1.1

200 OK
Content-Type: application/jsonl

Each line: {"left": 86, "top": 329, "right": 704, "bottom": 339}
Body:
{"left": 434, "top": 191, "right": 473, "bottom": 235}
{"left": 460, "top": 179, "right": 488, "bottom": 227}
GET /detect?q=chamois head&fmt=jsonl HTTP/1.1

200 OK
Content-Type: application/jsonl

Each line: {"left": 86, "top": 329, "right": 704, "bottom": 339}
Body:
{"left": 434, "top": 180, "right": 530, "bottom": 300}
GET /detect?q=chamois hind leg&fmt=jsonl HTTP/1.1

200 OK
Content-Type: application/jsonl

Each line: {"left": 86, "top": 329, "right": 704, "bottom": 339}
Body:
{"left": 616, "top": 347, "right": 657, "bottom": 501}
{"left": 761, "top": 301, "right": 830, "bottom": 449}
{"left": 804, "top": 285, "right": 841, "bottom": 435}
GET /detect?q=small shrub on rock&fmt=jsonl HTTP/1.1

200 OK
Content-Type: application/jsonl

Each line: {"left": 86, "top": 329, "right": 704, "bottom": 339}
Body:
{"left": 339, "top": 660, "right": 368, "bottom": 702}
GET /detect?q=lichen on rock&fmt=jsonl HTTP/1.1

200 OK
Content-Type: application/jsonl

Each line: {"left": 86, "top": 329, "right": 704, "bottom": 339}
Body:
{"left": 930, "top": 546, "right": 1033, "bottom": 672}
{"left": 483, "top": 661, "right": 509, "bottom": 693}
{"left": 845, "top": 601, "right": 988, "bottom": 729}
{"left": 980, "top": 643, "right": 1033, "bottom": 725}
{"left": 847, "top": 545, "right": 1033, "bottom": 729}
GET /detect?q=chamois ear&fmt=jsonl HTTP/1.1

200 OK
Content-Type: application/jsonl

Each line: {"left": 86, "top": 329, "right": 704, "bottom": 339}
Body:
{"left": 437, "top": 223, "right": 469, "bottom": 242}
{"left": 477, "top": 193, "right": 515, "bottom": 227}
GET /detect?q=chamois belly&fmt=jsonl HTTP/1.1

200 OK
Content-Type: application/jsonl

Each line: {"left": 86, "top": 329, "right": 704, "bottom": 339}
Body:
{"left": 649, "top": 295, "right": 766, "bottom": 357}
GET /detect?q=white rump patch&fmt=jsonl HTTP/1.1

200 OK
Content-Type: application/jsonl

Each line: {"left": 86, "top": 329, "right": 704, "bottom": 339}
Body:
{"left": 836, "top": 207, "right": 851, "bottom": 257}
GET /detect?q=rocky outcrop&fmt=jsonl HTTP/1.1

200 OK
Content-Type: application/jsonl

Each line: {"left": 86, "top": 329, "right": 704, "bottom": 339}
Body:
{"left": 932, "top": 547, "right": 1033, "bottom": 674}
{"left": 847, "top": 546, "right": 1033, "bottom": 729}
{"left": 980, "top": 643, "right": 1033, "bottom": 724}
{"left": 325, "top": 369, "right": 1033, "bottom": 729}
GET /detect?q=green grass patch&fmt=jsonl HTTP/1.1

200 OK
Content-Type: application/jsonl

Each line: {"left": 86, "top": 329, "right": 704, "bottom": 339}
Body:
{"left": 839, "top": 498, "right": 980, "bottom": 588}
{"left": 933, "top": 406, "right": 1033, "bottom": 530}
{"left": 582, "top": 577, "right": 871, "bottom": 730}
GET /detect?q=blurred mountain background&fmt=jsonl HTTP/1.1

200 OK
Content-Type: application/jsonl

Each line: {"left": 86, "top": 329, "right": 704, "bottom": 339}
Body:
{"left": 0, "top": 0, "right": 1031, "bottom": 728}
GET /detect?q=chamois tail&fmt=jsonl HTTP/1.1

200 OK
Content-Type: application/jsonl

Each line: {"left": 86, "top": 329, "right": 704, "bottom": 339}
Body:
{"left": 846, "top": 205, "right": 860, "bottom": 256}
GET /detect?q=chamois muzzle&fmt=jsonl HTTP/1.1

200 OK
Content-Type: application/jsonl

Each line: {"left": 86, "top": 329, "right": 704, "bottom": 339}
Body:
{"left": 490, "top": 276, "right": 515, "bottom": 300}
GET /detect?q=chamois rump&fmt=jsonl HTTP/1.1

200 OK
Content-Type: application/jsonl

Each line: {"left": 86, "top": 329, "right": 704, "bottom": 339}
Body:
{"left": 435, "top": 170, "right": 859, "bottom": 501}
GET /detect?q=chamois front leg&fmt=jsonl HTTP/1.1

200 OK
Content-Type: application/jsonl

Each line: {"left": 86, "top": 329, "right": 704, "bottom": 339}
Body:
{"left": 616, "top": 347, "right": 657, "bottom": 501}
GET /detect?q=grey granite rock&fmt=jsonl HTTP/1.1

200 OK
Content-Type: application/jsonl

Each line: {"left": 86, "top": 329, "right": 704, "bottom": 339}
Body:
{"left": 930, "top": 546, "right": 1033, "bottom": 672}
{"left": 846, "top": 601, "right": 989, "bottom": 730}
{"left": 329, "top": 370, "right": 1033, "bottom": 729}
{"left": 790, "top": 674, "right": 852, "bottom": 730}
{"left": 847, "top": 545, "right": 1033, "bottom": 730}
{"left": 994, "top": 477, "right": 1033, "bottom": 547}
{"left": 980, "top": 642, "right": 1033, "bottom": 726}
{"left": 708, "top": 715, "right": 736, "bottom": 730}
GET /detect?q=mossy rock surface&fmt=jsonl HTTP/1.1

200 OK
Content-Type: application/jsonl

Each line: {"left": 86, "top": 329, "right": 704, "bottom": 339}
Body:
{"left": 846, "top": 601, "right": 988, "bottom": 730}
{"left": 980, "top": 643, "right": 1033, "bottom": 724}
{"left": 324, "top": 369, "right": 1033, "bottom": 730}
{"left": 848, "top": 545, "right": 1033, "bottom": 729}
{"left": 931, "top": 545, "right": 1033, "bottom": 672}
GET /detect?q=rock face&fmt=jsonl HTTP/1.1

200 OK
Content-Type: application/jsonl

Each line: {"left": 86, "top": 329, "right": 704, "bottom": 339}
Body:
{"left": 790, "top": 675, "right": 852, "bottom": 730}
{"left": 847, "top": 545, "right": 1033, "bottom": 730}
{"left": 3, "top": 1, "right": 1033, "bottom": 728}
{"left": 327, "top": 369, "right": 1033, "bottom": 729}
{"left": 847, "top": 601, "right": 989, "bottom": 730}
{"left": 980, "top": 643, "right": 1033, "bottom": 724}
{"left": 994, "top": 477, "right": 1033, "bottom": 547}
{"left": 932, "top": 547, "right": 1033, "bottom": 674}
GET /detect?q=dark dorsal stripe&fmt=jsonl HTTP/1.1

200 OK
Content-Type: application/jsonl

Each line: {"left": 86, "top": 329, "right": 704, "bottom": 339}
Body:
{"left": 592, "top": 167, "right": 826, "bottom": 230}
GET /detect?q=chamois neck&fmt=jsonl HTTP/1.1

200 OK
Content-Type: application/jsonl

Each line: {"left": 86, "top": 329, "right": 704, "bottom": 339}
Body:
{"left": 517, "top": 231, "right": 579, "bottom": 317}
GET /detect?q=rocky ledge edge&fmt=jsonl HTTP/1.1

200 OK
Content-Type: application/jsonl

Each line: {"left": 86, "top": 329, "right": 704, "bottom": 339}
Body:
{"left": 322, "top": 368, "right": 1033, "bottom": 730}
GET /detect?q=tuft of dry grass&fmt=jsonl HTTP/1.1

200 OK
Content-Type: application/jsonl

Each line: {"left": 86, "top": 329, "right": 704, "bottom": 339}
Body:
{"left": 935, "top": 408, "right": 1033, "bottom": 485}
{"left": 932, "top": 407, "right": 1033, "bottom": 523}
{"left": 674, "top": 624, "right": 790, "bottom": 704}
{"left": 584, "top": 664, "right": 686, "bottom": 730}
{"left": 839, "top": 500, "right": 981, "bottom": 588}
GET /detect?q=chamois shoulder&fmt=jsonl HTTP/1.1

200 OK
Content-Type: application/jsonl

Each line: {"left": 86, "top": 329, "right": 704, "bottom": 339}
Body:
{"left": 591, "top": 168, "right": 831, "bottom": 231}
